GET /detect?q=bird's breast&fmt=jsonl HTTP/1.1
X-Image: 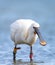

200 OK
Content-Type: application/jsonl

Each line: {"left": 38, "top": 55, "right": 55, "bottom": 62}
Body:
{"left": 25, "top": 33, "right": 38, "bottom": 46}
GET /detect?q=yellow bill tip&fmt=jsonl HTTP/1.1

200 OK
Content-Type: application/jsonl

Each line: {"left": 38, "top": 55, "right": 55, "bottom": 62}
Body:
{"left": 40, "top": 41, "right": 46, "bottom": 46}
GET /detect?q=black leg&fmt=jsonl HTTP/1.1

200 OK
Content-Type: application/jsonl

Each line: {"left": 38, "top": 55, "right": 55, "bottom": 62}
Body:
{"left": 30, "top": 46, "right": 33, "bottom": 62}
{"left": 13, "top": 45, "right": 17, "bottom": 62}
{"left": 13, "top": 51, "right": 16, "bottom": 62}
{"left": 13, "top": 45, "right": 21, "bottom": 62}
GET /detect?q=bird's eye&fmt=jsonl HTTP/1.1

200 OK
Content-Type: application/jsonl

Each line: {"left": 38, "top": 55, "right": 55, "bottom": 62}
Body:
{"left": 33, "top": 27, "right": 35, "bottom": 28}
{"left": 33, "top": 26, "right": 37, "bottom": 30}
{"left": 33, "top": 27, "right": 36, "bottom": 29}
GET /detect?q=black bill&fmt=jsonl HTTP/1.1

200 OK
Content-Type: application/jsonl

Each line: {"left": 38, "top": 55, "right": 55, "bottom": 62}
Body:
{"left": 33, "top": 27, "right": 46, "bottom": 46}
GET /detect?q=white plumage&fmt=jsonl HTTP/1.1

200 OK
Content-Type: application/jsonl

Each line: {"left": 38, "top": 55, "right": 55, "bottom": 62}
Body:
{"left": 10, "top": 19, "right": 40, "bottom": 46}
{"left": 10, "top": 19, "right": 46, "bottom": 61}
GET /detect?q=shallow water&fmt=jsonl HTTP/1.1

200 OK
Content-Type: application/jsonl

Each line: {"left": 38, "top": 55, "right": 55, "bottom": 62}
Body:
{"left": 0, "top": 0, "right": 55, "bottom": 65}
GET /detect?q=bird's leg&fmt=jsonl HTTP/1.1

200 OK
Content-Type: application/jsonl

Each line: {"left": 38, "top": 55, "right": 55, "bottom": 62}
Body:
{"left": 13, "top": 45, "right": 21, "bottom": 62}
{"left": 30, "top": 46, "right": 33, "bottom": 62}
{"left": 13, "top": 45, "right": 17, "bottom": 62}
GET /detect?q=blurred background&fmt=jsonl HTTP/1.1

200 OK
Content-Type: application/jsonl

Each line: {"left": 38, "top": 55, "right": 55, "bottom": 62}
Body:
{"left": 0, "top": 0, "right": 55, "bottom": 65}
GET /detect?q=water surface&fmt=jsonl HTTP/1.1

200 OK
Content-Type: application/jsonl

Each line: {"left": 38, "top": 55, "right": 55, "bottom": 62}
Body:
{"left": 0, "top": 0, "right": 55, "bottom": 65}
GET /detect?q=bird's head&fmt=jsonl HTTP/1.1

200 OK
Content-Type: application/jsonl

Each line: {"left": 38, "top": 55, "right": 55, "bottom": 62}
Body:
{"left": 33, "top": 23, "right": 46, "bottom": 46}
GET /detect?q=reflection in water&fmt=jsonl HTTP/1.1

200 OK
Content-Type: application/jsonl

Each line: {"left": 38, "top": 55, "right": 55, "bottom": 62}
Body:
{"left": 13, "top": 60, "right": 37, "bottom": 65}
{"left": 12, "top": 59, "right": 44, "bottom": 65}
{"left": 12, "top": 60, "right": 55, "bottom": 65}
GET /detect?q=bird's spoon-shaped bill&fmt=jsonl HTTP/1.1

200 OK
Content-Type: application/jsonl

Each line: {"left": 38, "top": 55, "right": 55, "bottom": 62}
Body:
{"left": 40, "top": 41, "right": 46, "bottom": 46}
{"left": 33, "top": 27, "right": 46, "bottom": 46}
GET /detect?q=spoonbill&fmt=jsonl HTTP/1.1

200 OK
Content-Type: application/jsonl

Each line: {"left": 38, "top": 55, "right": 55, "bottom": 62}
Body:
{"left": 10, "top": 19, "right": 46, "bottom": 62}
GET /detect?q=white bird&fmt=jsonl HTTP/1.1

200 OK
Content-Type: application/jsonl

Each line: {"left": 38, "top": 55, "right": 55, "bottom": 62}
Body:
{"left": 10, "top": 19, "right": 46, "bottom": 62}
